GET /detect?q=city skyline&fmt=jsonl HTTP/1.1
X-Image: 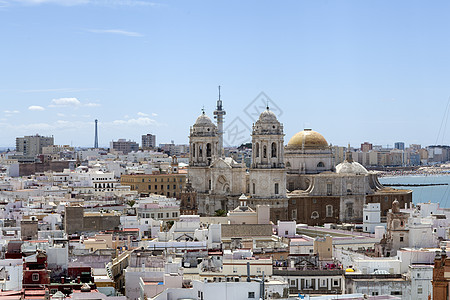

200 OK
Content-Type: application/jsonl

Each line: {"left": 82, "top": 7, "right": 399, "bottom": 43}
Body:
{"left": 2, "top": 1, "right": 450, "bottom": 147}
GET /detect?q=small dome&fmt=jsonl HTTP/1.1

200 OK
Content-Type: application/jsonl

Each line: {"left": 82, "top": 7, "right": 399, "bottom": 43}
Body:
{"left": 194, "top": 113, "right": 214, "bottom": 127}
{"left": 336, "top": 160, "right": 368, "bottom": 175}
{"left": 287, "top": 129, "right": 328, "bottom": 149}
{"left": 258, "top": 108, "right": 278, "bottom": 123}
{"left": 345, "top": 268, "right": 355, "bottom": 273}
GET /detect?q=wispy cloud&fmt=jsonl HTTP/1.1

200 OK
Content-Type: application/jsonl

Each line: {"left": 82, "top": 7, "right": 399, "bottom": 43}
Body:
{"left": 1, "top": 119, "right": 92, "bottom": 132}
{"left": 137, "top": 112, "right": 149, "bottom": 117}
{"left": 110, "top": 117, "right": 159, "bottom": 126}
{"left": 87, "top": 28, "right": 144, "bottom": 37}
{"left": 4, "top": 110, "right": 19, "bottom": 114}
{"left": 28, "top": 105, "right": 45, "bottom": 111}
{"left": 85, "top": 102, "right": 101, "bottom": 107}
{"left": 50, "top": 97, "right": 81, "bottom": 107}
{"left": 48, "top": 97, "right": 101, "bottom": 108}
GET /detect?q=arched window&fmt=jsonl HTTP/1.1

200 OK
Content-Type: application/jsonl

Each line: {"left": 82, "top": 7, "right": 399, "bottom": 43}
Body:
{"left": 326, "top": 205, "right": 333, "bottom": 217}
{"left": 317, "top": 162, "right": 325, "bottom": 168}
{"left": 192, "top": 143, "right": 195, "bottom": 157}
{"left": 252, "top": 183, "right": 256, "bottom": 194}
{"left": 271, "top": 142, "right": 277, "bottom": 158}
{"left": 274, "top": 183, "right": 279, "bottom": 194}
{"left": 347, "top": 183, "right": 352, "bottom": 194}
{"left": 347, "top": 202, "right": 353, "bottom": 218}
{"left": 199, "top": 144, "right": 203, "bottom": 157}
{"left": 206, "top": 143, "right": 212, "bottom": 157}
{"left": 255, "top": 143, "right": 260, "bottom": 158}
{"left": 263, "top": 145, "right": 267, "bottom": 158}
{"left": 286, "top": 162, "right": 291, "bottom": 168}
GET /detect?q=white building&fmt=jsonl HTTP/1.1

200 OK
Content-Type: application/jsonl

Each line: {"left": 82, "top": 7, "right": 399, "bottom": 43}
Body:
{"left": 363, "top": 203, "right": 384, "bottom": 233}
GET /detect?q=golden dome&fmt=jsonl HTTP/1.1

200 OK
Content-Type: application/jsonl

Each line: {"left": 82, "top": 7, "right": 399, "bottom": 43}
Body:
{"left": 287, "top": 129, "right": 329, "bottom": 149}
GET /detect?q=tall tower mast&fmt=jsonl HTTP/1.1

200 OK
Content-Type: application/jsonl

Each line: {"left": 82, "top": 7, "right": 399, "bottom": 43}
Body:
{"left": 213, "top": 86, "right": 226, "bottom": 157}
{"left": 94, "top": 119, "right": 99, "bottom": 148}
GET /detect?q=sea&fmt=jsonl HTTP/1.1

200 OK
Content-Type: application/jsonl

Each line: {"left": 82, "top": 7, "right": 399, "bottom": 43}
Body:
{"left": 379, "top": 175, "right": 450, "bottom": 208}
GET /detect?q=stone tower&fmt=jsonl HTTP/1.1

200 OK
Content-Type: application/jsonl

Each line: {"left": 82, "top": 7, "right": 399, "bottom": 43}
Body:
{"left": 249, "top": 107, "right": 286, "bottom": 198}
{"left": 213, "top": 86, "right": 226, "bottom": 157}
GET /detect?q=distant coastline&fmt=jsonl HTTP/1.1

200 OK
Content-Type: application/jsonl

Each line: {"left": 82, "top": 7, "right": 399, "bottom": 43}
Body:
{"left": 378, "top": 165, "right": 450, "bottom": 178}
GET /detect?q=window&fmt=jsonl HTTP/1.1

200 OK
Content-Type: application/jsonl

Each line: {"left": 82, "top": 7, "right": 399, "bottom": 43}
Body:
{"left": 290, "top": 279, "right": 296, "bottom": 286}
{"left": 333, "top": 279, "right": 339, "bottom": 287}
{"left": 418, "top": 287, "right": 423, "bottom": 294}
{"left": 248, "top": 292, "right": 255, "bottom": 299}
{"left": 271, "top": 142, "right": 277, "bottom": 157}
{"left": 255, "top": 143, "right": 259, "bottom": 158}
{"left": 311, "top": 211, "right": 319, "bottom": 219}
{"left": 253, "top": 183, "right": 256, "bottom": 194}
{"left": 263, "top": 145, "right": 267, "bottom": 158}
{"left": 391, "top": 291, "right": 402, "bottom": 295}
{"left": 317, "top": 161, "right": 324, "bottom": 168}
{"left": 206, "top": 143, "right": 212, "bottom": 157}
{"left": 326, "top": 205, "right": 333, "bottom": 217}
{"left": 347, "top": 183, "right": 352, "bottom": 194}
{"left": 347, "top": 202, "right": 353, "bottom": 218}
{"left": 155, "top": 185, "right": 157, "bottom": 190}
{"left": 292, "top": 209, "right": 297, "bottom": 220}
{"left": 326, "top": 183, "right": 332, "bottom": 195}
{"left": 32, "top": 273, "right": 39, "bottom": 281}
{"left": 372, "top": 292, "right": 379, "bottom": 296}
{"left": 148, "top": 185, "right": 151, "bottom": 190}
{"left": 400, "top": 236, "right": 404, "bottom": 242}
{"left": 274, "top": 183, "right": 279, "bottom": 194}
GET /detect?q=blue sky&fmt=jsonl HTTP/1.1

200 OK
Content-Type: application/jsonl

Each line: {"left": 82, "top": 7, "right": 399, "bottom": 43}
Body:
{"left": 1, "top": 0, "right": 450, "bottom": 148}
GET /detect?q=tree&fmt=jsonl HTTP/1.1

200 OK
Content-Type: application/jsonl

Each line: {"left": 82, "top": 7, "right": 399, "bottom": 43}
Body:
{"left": 214, "top": 209, "right": 227, "bottom": 217}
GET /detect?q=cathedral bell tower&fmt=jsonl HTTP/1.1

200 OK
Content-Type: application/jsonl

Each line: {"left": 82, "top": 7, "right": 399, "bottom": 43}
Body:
{"left": 249, "top": 106, "right": 286, "bottom": 198}
{"left": 189, "top": 109, "right": 219, "bottom": 167}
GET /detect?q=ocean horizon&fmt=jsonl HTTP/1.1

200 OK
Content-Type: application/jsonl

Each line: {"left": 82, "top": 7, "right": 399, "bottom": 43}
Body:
{"left": 379, "top": 174, "right": 450, "bottom": 208}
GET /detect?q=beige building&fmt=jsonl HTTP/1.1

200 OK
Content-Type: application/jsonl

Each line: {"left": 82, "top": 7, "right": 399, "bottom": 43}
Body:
{"left": 120, "top": 173, "right": 186, "bottom": 198}
{"left": 16, "top": 134, "right": 54, "bottom": 157}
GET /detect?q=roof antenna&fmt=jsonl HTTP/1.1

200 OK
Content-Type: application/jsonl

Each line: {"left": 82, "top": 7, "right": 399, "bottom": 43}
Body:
{"left": 266, "top": 99, "right": 269, "bottom": 110}
{"left": 218, "top": 85, "right": 221, "bottom": 101}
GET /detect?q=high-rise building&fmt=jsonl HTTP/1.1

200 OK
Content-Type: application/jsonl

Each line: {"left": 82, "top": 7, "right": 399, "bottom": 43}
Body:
{"left": 142, "top": 134, "right": 156, "bottom": 149}
{"left": 16, "top": 134, "right": 54, "bottom": 157}
{"left": 394, "top": 142, "right": 405, "bottom": 151}
{"left": 361, "top": 142, "right": 373, "bottom": 152}
{"left": 110, "top": 139, "right": 139, "bottom": 154}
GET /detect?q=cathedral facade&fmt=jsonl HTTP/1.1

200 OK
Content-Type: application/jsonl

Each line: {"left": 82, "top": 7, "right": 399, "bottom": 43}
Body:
{"left": 186, "top": 97, "right": 412, "bottom": 224}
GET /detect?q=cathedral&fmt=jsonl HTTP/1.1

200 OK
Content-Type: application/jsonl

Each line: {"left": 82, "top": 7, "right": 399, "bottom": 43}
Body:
{"left": 186, "top": 96, "right": 412, "bottom": 225}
